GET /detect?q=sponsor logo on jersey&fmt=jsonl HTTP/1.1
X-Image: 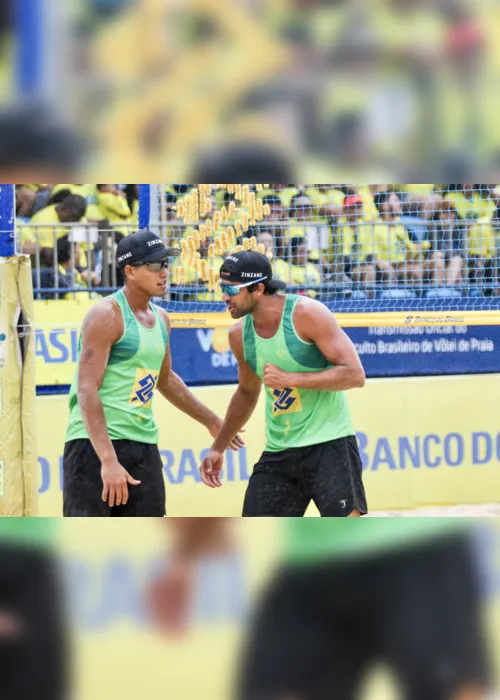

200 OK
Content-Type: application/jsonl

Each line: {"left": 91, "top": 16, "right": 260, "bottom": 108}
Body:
{"left": 271, "top": 387, "right": 303, "bottom": 416}
{"left": 129, "top": 369, "right": 159, "bottom": 408}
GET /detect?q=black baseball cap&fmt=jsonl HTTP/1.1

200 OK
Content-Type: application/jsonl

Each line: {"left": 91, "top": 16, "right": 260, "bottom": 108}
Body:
{"left": 116, "top": 230, "right": 181, "bottom": 268}
{"left": 219, "top": 251, "right": 286, "bottom": 290}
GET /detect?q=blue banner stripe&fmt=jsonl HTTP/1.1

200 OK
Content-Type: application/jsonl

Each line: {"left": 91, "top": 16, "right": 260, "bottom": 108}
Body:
{"left": 138, "top": 184, "right": 151, "bottom": 231}
{"left": 0, "top": 184, "right": 16, "bottom": 257}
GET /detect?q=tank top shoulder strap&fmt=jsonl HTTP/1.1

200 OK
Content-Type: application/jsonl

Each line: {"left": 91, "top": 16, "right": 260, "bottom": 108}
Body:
{"left": 109, "top": 289, "right": 133, "bottom": 326}
{"left": 151, "top": 303, "right": 169, "bottom": 348}
{"left": 243, "top": 315, "right": 257, "bottom": 373}
{"left": 283, "top": 294, "right": 330, "bottom": 369}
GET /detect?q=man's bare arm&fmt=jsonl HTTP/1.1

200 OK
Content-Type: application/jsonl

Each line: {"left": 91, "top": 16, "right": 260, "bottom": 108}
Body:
{"left": 275, "top": 299, "right": 365, "bottom": 392}
{"left": 77, "top": 301, "right": 123, "bottom": 463}
{"left": 211, "top": 323, "right": 262, "bottom": 453}
{"left": 156, "top": 309, "right": 220, "bottom": 429}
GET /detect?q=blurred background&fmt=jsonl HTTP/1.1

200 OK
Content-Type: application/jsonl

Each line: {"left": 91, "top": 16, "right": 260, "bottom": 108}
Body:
{"left": 2, "top": 0, "right": 500, "bottom": 181}
{"left": 4, "top": 518, "right": 499, "bottom": 699}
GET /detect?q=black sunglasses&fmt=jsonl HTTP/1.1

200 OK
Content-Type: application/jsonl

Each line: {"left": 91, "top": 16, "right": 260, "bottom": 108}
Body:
{"left": 131, "top": 260, "right": 169, "bottom": 271}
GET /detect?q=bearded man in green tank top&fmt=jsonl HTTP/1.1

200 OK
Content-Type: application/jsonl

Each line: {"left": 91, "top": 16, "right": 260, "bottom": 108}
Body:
{"left": 199, "top": 250, "right": 368, "bottom": 517}
{"left": 63, "top": 229, "right": 242, "bottom": 517}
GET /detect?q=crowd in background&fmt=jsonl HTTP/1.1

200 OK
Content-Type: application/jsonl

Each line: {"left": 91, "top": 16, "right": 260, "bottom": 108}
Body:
{"left": 16, "top": 183, "right": 500, "bottom": 302}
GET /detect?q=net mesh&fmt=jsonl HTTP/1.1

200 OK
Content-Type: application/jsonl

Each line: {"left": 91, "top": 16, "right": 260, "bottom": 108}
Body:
{"left": 142, "top": 184, "right": 500, "bottom": 314}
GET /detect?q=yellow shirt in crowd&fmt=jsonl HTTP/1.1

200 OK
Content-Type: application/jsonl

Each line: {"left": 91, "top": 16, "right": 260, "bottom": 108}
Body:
{"left": 23, "top": 205, "right": 69, "bottom": 248}
{"left": 468, "top": 218, "right": 496, "bottom": 258}
{"left": 373, "top": 222, "right": 418, "bottom": 264}
{"left": 341, "top": 221, "right": 379, "bottom": 261}
{"left": 445, "top": 191, "right": 495, "bottom": 222}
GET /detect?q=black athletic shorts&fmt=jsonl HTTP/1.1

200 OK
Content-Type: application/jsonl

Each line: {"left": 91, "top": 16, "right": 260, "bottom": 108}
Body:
{"left": 238, "top": 534, "right": 490, "bottom": 700}
{"left": 242, "top": 436, "right": 368, "bottom": 517}
{"left": 63, "top": 438, "right": 166, "bottom": 517}
{"left": 0, "top": 545, "right": 69, "bottom": 700}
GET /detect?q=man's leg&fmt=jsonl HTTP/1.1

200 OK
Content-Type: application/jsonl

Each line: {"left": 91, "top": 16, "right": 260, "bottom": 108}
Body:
{"left": 311, "top": 437, "right": 368, "bottom": 518}
{"left": 243, "top": 450, "right": 310, "bottom": 517}
{"left": 115, "top": 442, "right": 166, "bottom": 517}
{"left": 63, "top": 439, "right": 112, "bottom": 517}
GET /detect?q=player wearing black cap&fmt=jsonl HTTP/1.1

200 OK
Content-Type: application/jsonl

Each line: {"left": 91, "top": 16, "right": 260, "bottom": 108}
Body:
{"left": 200, "top": 250, "right": 368, "bottom": 517}
{"left": 63, "top": 229, "right": 243, "bottom": 517}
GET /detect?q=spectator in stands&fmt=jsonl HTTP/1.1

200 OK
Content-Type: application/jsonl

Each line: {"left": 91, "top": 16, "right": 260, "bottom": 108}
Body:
{"left": 431, "top": 201, "right": 465, "bottom": 287}
{"left": 15, "top": 185, "right": 36, "bottom": 220}
{"left": 258, "top": 231, "right": 290, "bottom": 281}
{"left": 373, "top": 191, "right": 423, "bottom": 285}
{"left": 124, "top": 184, "right": 139, "bottom": 225}
{"left": 24, "top": 194, "right": 87, "bottom": 265}
{"left": 98, "top": 230, "right": 125, "bottom": 291}
{"left": 398, "top": 196, "right": 431, "bottom": 244}
{"left": 41, "top": 235, "right": 97, "bottom": 298}
{"left": 467, "top": 208, "right": 498, "bottom": 295}
{"left": 50, "top": 184, "right": 97, "bottom": 206}
{"left": 46, "top": 187, "right": 74, "bottom": 206}
{"left": 304, "top": 184, "right": 344, "bottom": 219}
{"left": 353, "top": 185, "right": 381, "bottom": 222}
{"left": 258, "top": 194, "right": 288, "bottom": 252}
{"left": 288, "top": 237, "right": 321, "bottom": 298}
{"left": 288, "top": 193, "right": 331, "bottom": 264}
{"left": 262, "top": 194, "right": 286, "bottom": 222}
{"left": 340, "top": 195, "right": 377, "bottom": 295}
{"left": 95, "top": 184, "right": 132, "bottom": 234}
{"left": 29, "top": 184, "right": 55, "bottom": 215}
{"left": 445, "top": 184, "right": 496, "bottom": 224}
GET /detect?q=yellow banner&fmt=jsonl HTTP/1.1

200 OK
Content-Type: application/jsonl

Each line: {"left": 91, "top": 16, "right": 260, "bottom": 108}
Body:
{"left": 38, "top": 375, "right": 500, "bottom": 517}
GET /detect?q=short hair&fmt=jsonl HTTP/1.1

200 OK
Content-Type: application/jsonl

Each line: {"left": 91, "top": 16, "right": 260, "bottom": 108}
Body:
{"left": 373, "top": 191, "right": 391, "bottom": 215}
{"left": 47, "top": 188, "right": 73, "bottom": 206}
{"left": 59, "top": 194, "right": 87, "bottom": 218}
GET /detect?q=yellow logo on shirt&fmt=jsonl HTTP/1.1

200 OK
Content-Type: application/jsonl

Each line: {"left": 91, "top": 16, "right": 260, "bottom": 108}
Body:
{"left": 129, "top": 369, "right": 159, "bottom": 409}
{"left": 271, "top": 387, "right": 302, "bottom": 416}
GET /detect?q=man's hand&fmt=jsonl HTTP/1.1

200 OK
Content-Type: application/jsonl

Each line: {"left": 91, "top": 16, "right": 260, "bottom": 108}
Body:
{"left": 207, "top": 419, "right": 245, "bottom": 452}
{"left": 101, "top": 458, "right": 141, "bottom": 507}
{"left": 148, "top": 557, "right": 195, "bottom": 636}
{"left": 263, "top": 364, "right": 295, "bottom": 391}
{"left": 200, "top": 450, "right": 224, "bottom": 488}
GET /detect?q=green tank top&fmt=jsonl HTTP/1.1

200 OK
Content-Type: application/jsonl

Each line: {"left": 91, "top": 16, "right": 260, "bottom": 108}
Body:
{"left": 284, "top": 519, "right": 469, "bottom": 566}
{"left": 66, "top": 289, "right": 168, "bottom": 445}
{"left": 0, "top": 519, "right": 56, "bottom": 549}
{"left": 243, "top": 295, "right": 355, "bottom": 452}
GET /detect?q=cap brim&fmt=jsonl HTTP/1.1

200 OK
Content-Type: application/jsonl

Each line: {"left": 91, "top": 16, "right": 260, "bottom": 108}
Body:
{"left": 141, "top": 247, "right": 181, "bottom": 263}
{"left": 221, "top": 276, "right": 287, "bottom": 290}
